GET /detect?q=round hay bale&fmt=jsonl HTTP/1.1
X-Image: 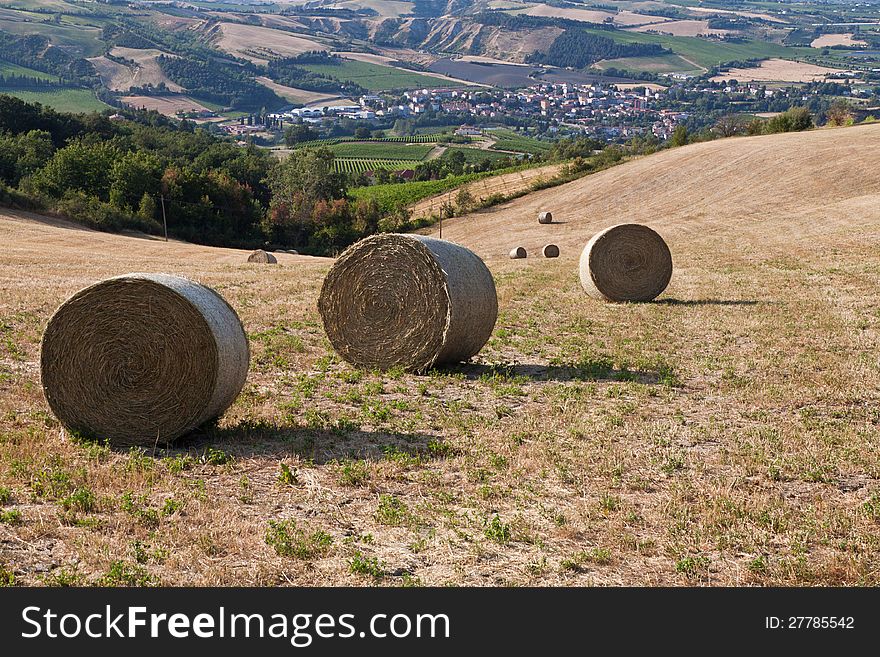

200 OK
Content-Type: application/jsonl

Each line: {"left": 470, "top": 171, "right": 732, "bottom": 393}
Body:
{"left": 509, "top": 246, "right": 527, "bottom": 259}
{"left": 542, "top": 244, "right": 560, "bottom": 258}
{"left": 319, "top": 234, "right": 497, "bottom": 372}
{"left": 40, "top": 273, "right": 250, "bottom": 448}
{"left": 248, "top": 249, "right": 277, "bottom": 264}
{"left": 579, "top": 224, "right": 672, "bottom": 302}
{"left": 538, "top": 211, "right": 553, "bottom": 224}
{"left": 286, "top": 249, "right": 299, "bottom": 255}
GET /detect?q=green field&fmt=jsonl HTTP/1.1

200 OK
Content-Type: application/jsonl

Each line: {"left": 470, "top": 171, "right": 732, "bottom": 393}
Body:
{"left": 582, "top": 27, "right": 815, "bottom": 70}
{"left": 488, "top": 129, "right": 553, "bottom": 155}
{"left": 597, "top": 53, "right": 703, "bottom": 74}
{"left": 349, "top": 163, "right": 533, "bottom": 212}
{"left": 0, "top": 89, "right": 109, "bottom": 113}
{"left": 294, "top": 134, "right": 468, "bottom": 149}
{"left": 0, "top": 18, "right": 105, "bottom": 57}
{"left": 298, "top": 60, "right": 466, "bottom": 92}
{"left": 442, "top": 147, "right": 516, "bottom": 163}
{"left": 0, "top": 60, "right": 56, "bottom": 80}
{"left": 329, "top": 141, "right": 435, "bottom": 160}
{"left": 333, "top": 158, "right": 419, "bottom": 173}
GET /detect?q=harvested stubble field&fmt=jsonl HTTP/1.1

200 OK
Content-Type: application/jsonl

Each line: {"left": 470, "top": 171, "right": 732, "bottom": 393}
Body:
{"left": 2, "top": 124, "right": 880, "bottom": 586}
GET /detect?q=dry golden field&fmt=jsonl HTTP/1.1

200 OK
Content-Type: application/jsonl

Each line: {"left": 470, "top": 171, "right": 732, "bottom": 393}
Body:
{"left": 710, "top": 58, "right": 843, "bottom": 84}
{"left": 2, "top": 124, "right": 880, "bottom": 586}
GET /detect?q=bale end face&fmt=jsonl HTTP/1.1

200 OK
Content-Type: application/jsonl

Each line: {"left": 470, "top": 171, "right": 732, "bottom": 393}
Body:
{"left": 248, "top": 249, "right": 277, "bottom": 264}
{"left": 579, "top": 224, "right": 672, "bottom": 302}
{"left": 542, "top": 244, "right": 559, "bottom": 258}
{"left": 509, "top": 247, "right": 527, "bottom": 259}
{"left": 319, "top": 234, "right": 497, "bottom": 372}
{"left": 40, "top": 274, "right": 249, "bottom": 447}
{"left": 538, "top": 211, "right": 553, "bottom": 224}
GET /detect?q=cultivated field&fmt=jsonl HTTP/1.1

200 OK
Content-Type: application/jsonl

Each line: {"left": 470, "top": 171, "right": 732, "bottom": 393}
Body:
{"left": 254, "top": 77, "right": 348, "bottom": 107}
{"left": 3, "top": 125, "right": 880, "bottom": 586}
{"left": 211, "top": 23, "right": 327, "bottom": 64}
{"left": 515, "top": 4, "right": 670, "bottom": 27}
{"left": 0, "top": 89, "right": 109, "bottom": 114}
{"left": 119, "top": 95, "right": 215, "bottom": 118}
{"left": 811, "top": 34, "right": 868, "bottom": 49}
{"left": 629, "top": 20, "right": 731, "bottom": 38}
{"left": 711, "top": 58, "right": 843, "bottom": 83}
{"left": 408, "top": 162, "right": 564, "bottom": 219}
{"left": 89, "top": 48, "right": 183, "bottom": 93}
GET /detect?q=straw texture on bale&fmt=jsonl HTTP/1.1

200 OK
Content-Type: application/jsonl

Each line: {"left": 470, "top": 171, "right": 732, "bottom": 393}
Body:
{"left": 579, "top": 224, "right": 672, "bottom": 302}
{"left": 509, "top": 246, "right": 527, "bottom": 259}
{"left": 319, "top": 234, "right": 497, "bottom": 372}
{"left": 40, "top": 273, "right": 250, "bottom": 447}
{"left": 542, "top": 244, "right": 559, "bottom": 258}
{"left": 248, "top": 249, "right": 277, "bottom": 264}
{"left": 538, "top": 211, "right": 553, "bottom": 224}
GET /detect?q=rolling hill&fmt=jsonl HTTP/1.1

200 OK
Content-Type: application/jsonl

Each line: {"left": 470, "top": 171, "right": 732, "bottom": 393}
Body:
{"left": 3, "top": 124, "right": 880, "bottom": 587}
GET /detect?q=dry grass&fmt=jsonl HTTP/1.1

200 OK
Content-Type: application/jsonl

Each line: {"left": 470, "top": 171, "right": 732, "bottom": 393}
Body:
{"left": 517, "top": 4, "right": 670, "bottom": 27}
{"left": 211, "top": 22, "right": 327, "bottom": 65}
{"left": 119, "top": 95, "right": 217, "bottom": 119}
{"left": 88, "top": 48, "right": 183, "bottom": 93}
{"left": 3, "top": 125, "right": 880, "bottom": 587}
{"left": 811, "top": 34, "right": 868, "bottom": 49}
{"left": 254, "top": 77, "right": 348, "bottom": 107}
{"left": 710, "top": 58, "right": 843, "bottom": 83}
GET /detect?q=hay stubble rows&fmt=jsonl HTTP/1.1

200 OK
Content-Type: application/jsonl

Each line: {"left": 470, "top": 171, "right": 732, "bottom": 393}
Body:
{"left": 2, "top": 124, "right": 880, "bottom": 586}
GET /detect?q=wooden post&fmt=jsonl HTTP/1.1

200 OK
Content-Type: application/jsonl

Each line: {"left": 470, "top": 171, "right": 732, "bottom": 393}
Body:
{"left": 160, "top": 195, "right": 168, "bottom": 242}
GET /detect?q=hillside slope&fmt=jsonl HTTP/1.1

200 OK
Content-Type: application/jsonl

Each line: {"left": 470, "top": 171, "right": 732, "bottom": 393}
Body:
{"left": 4, "top": 125, "right": 880, "bottom": 587}
{"left": 431, "top": 124, "right": 880, "bottom": 262}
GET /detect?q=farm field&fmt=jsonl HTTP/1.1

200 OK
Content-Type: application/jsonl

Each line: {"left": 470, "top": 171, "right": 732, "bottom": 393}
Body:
{"left": 2, "top": 125, "right": 880, "bottom": 586}
{"left": 596, "top": 53, "right": 702, "bottom": 74}
{"left": 442, "top": 147, "right": 515, "bottom": 164}
{"left": 89, "top": 48, "right": 184, "bottom": 93}
{"left": 119, "top": 95, "right": 216, "bottom": 118}
{"left": 327, "top": 142, "right": 435, "bottom": 160}
{"left": 628, "top": 19, "right": 731, "bottom": 37}
{"left": 0, "top": 61, "right": 54, "bottom": 81}
{"left": 488, "top": 129, "right": 553, "bottom": 155}
{"left": 582, "top": 27, "right": 813, "bottom": 70}
{"left": 332, "top": 158, "right": 418, "bottom": 173}
{"left": 297, "top": 60, "right": 466, "bottom": 92}
{"left": 811, "top": 34, "right": 868, "bottom": 49}
{"left": 0, "top": 89, "right": 108, "bottom": 113}
{"left": 710, "top": 58, "right": 843, "bottom": 83}
{"left": 211, "top": 23, "right": 328, "bottom": 64}
{"left": 254, "top": 77, "right": 347, "bottom": 106}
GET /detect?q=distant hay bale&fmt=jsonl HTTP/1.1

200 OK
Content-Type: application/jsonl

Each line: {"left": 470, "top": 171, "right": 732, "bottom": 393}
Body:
{"left": 509, "top": 246, "right": 527, "bottom": 259}
{"left": 538, "top": 211, "right": 553, "bottom": 224}
{"left": 579, "top": 224, "right": 672, "bottom": 302}
{"left": 286, "top": 249, "right": 299, "bottom": 255}
{"left": 319, "top": 234, "right": 497, "bottom": 372}
{"left": 248, "top": 249, "right": 277, "bottom": 264}
{"left": 40, "top": 273, "right": 250, "bottom": 448}
{"left": 542, "top": 244, "right": 559, "bottom": 258}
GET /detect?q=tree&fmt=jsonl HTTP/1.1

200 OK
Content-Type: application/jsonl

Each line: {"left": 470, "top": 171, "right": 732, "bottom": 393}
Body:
{"left": 266, "top": 147, "right": 347, "bottom": 246}
{"left": 284, "top": 123, "right": 318, "bottom": 146}
{"left": 826, "top": 100, "right": 854, "bottom": 127}
{"left": 109, "top": 150, "right": 163, "bottom": 212}
{"left": 670, "top": 125, "right": 688, "bottom": 147}
{"left": 455, "top": 188, "right": 475, "bottom": 214}
{"left": 765, "top": 107, "right": 813, "bottom": 134}
{"left": 713, "top": 114, "right": 746, "bottom": 138}
{"left": 354, "top": 126, "right": 372, "bottom": 139}
{"left": 31, "top": 139, "right": 120, "bottom": 201}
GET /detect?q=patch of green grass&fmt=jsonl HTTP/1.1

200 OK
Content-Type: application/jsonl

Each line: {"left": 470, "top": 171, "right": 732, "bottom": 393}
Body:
{"left": 60, "top": 487, "right": 96, "bottom": 513}
{"left": 0, "top": 509, "right": 22, "bottom": 525}
{"left": 0, "top": 89, "right": 109, "bottom": 114}
{"left": 596, "top": 53, "right": 701, "bottom": 74}
{"left": 266, "top": 519, "right": 333, "bottom": 559}
{"left": 337, "top": 460, "right": 371, "bottom": 486}
{"left": 278, "top": 463, "right": 299, "bottom": 486}
{"left": 202, "top": 447, "right": 233, "bottom": 466}
{"left": 0, "top": 564, "right": 13, "bottom": 586}
{"left": 0, "top": 486, "right": 11, "bottom": 504}
{"left": 98, "top": 560, "right": 157, "bottom": 587}
{"left": 484, "top": 514, "right": 512, "bottom": 543}
{"left": 348, "top": 551, "right": 385, "bottom": 578}
{"left": 375, "top": 494, "right": 410, "bottom": 526}
{"left": 675, "top": 555, "right": 711, "bottom": 578}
